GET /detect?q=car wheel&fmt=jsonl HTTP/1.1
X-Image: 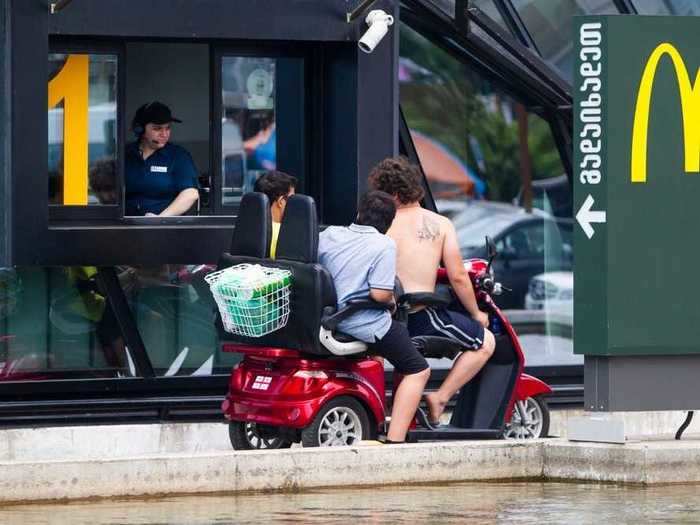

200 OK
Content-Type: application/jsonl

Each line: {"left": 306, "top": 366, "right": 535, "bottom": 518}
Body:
{"left": 229, "top": 422, "right": 293, "bottom": 450}
{"left": 503, "top": 395, "right": 550, "bottom": 439}
{"left": 301, "top": 396, "right": 371, "bottom": 447}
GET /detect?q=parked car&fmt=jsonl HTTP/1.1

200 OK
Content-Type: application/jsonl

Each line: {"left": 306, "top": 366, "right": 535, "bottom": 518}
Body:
{"left": 525, "top": 271, "right": 573, "bottom": 316}
{"left": 450, "top": 199, "right": 549, "bottom": 230}
{"left": 456, "top": 203, "right": 573, "bottom": 309}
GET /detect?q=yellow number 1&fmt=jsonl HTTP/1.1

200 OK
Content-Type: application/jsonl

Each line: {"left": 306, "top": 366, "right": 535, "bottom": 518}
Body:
{"left": 48, "top": 54, "right": 89, "bottom": 205}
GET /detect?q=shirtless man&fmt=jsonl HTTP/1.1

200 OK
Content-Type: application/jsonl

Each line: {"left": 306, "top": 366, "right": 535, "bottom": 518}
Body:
{"left": 369, "top": 157, "right": 496, "bottom": 425}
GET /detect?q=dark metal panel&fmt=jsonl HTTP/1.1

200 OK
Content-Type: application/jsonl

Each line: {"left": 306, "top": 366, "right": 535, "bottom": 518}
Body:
{"left": 49, "top": 0, "right": 357, "bottom": 42}
{"left": 11, "top": 0, "right": 48, "bottom": 265}
{"left": 356, "top": 0, "right": 399, "bottom": 197}
{"left": 0, "top": 375, "right": 229, "bottom": 398}
{"left": 321, "top": 23, "right": 398, "bottom": 226}
{"left": 322, "top": 43, "right": 358, "bottom": 226}
{"left": 0, "top": 0, "right": 9, "bottom": 266}
{"left": 42, "top": 226, "right": 233, "bottom": 265}
{"left": 584, "top": 355, "right": 610, "bottom": 411}
{"left": 306, "top": 47, "right": 326, "bottom": 214}
{"left": 586, "top": 356, "right": 700, "bottom": 411}
{"left": 275, "top": 58, "right": 307, "bottom": 190}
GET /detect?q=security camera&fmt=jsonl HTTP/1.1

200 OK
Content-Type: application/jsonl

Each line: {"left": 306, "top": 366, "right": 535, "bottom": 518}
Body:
{"left": 358, "top": 9, "right": 395, "bottom": 54}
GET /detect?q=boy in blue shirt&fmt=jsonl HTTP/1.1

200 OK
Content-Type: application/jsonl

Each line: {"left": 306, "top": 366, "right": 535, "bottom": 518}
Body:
{"left": 318, "top": 191, "right": 430, "bottom": 443}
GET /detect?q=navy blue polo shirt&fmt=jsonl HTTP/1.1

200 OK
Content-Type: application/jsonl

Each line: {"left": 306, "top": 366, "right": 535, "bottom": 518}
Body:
{"left": 125, "top": 142, "right": 199, "bottom": 215}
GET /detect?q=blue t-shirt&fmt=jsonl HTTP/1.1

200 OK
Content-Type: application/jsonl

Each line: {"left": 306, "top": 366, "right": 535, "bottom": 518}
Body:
{"left": 125, "top": 142, "right": 198, "bottom": 215}
{"left": 318, "top": 224, "right": 396, "bottom": 343}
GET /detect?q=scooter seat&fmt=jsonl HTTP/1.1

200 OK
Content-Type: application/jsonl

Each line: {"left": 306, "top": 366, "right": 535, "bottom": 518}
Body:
{"left": 319, "top": 326, "right": 369, "bottom": 356}
{"left": 412, "top": 335, "right": 463, "bottom": 360}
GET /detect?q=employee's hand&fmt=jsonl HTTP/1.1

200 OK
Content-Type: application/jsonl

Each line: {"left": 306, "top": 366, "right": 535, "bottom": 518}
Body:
{"left": 145, "top": 212, "right": 158, "bottom": 217}
{"left": 474, "top": 310, "right": 489, "bottom": 328}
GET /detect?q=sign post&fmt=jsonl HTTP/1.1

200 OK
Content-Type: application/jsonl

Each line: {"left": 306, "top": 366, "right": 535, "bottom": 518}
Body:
{"left": 574, "top": 15, "right": 700, "bottom": 431}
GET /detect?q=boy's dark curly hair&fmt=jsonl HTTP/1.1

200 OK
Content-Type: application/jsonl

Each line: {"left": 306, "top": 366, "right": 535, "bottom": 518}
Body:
{"left": 356, "top": 190, "right": 396, "bottom": 234}
{"left": 368, "top": 157, "right": 425, "bottom": 205}
{"left": 254, "top": 170, "right": 298, "bottom": 204}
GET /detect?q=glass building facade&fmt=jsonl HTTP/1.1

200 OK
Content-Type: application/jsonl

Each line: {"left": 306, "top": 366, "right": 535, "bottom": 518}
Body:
{"left": 0, "top": 0, "right": 694, "bottom": 421}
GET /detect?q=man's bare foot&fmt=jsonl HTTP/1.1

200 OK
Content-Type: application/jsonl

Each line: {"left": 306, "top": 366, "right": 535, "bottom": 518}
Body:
{"left": 425, "top": 392, "right": 447, "bottom": 425}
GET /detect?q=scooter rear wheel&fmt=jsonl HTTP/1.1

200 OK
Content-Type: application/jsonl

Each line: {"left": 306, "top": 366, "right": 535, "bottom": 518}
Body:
{"left": 229, "top": 422, "right": 293, "bottom": 450}
{"left": 503, "top": 395, "right": 550, "bottom": 439}
{"left": 301, "top": 396, "right": 371, "bottom": 447}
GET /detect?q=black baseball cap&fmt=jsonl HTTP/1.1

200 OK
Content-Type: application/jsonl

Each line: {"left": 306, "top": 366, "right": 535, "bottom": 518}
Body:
{"left": 133, "top": 101, "right": 182, "bottom": 127}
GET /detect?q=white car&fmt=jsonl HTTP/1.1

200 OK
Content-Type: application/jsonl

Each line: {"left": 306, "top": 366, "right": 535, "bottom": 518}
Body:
{"left": 525, "top": 271, "right": 573, "bottom": 316}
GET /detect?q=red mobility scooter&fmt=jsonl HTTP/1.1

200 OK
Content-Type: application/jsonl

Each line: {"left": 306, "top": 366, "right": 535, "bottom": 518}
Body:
{"left": 217, "top": 193, "right": 551, "bottom": 449}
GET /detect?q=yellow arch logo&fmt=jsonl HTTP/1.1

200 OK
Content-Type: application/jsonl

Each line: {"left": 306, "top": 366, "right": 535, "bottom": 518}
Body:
{"left": 631, "top": 43, "right": 700, "bottom": 183}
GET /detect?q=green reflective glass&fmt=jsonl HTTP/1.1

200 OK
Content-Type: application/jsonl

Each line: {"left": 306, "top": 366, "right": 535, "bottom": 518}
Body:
{"left": 511, "top": 0, "right": 619, "bottom": 83}
{"left": 399, "top": 23, "right": 574, "bottom": 364}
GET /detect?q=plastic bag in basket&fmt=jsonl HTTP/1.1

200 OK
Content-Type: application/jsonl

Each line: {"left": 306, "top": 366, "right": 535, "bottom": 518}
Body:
{"left": 206, "top": 264, "right": 291, "bottom": 337}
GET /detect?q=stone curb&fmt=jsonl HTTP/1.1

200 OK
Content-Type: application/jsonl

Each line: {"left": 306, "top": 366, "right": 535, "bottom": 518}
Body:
{"left": 544, "top": 440, "right": 700, "bottom": 484}
{"left": 2, "top": 437, "right": 700, "bottom": 503}
{"left": 0, "top": 441, "right": 543, "bottom": 503}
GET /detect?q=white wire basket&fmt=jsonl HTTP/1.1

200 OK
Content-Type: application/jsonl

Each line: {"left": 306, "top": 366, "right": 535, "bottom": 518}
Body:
{"left": 205, "top": 263, "right": 292, "bottom": 337}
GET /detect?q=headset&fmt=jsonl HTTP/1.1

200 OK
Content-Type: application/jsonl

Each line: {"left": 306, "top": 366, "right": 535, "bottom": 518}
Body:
{"left": 131, "top": 101, "right": 155, "bottom": 137}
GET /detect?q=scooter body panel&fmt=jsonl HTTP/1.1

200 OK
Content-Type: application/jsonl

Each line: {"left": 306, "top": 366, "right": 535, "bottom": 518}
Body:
{"left": 515, "top": 373, "right": 553, "bottom": 399}
{"left": 222, "top": 349, "right": 386, "bottom": 431}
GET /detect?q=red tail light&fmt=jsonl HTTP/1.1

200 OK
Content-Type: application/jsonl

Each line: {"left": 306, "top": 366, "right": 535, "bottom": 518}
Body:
{"left": 280, "top": 370, "right": 329, "bottom": 395}
{"left": 230, "top": 366, "right": 246, "bottom": 391}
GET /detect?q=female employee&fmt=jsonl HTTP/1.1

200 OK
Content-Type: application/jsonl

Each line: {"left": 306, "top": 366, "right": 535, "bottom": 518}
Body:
{"left": 125, "top": 101, "right": 199, "bottom": 216}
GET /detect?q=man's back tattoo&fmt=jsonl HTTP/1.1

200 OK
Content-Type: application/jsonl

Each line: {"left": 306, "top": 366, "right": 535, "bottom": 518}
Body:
{"left": 417, "top": 215, "right": 440, "bottom": 241}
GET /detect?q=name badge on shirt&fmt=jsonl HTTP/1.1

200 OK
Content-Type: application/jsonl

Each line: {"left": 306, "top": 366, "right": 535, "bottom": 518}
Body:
{"left": 150, "top": 165, "right": 168, "bottom": 173}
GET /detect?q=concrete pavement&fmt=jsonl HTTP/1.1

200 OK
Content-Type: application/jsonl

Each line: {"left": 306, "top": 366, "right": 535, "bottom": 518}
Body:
{"left": 1, "top": 422, "right": 699, "bottom": 503}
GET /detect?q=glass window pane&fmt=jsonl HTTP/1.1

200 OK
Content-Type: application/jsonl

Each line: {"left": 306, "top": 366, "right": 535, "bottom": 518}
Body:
{"left": 48, "top": 54, "right": 118, "bottom": 206}
{"left": 471, "top": 0, "right": 511, "bottom": 34}
{"left": 124, "top": 42, "right": 208, "bottom": 217}
{"left": 632, "top": 0, "right": 700, "bottom": 15}
{"left": 399, "top": 23, "right": 576, "bottom": 366}
{"left": 126, "top": 264, "right": 239, "bottom": 376}
{"left": 0, "top": 267, "right": 132, "bottom": 380}
{"left": 511, "top": 0, "right": 619, "bottom": 83}
{"left": 221, "top": 57, "right": 277, "bottom": 208}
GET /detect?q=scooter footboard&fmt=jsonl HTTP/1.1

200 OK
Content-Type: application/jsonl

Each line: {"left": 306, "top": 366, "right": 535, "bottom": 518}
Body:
{"left": 450, "top": 334, "right": 519, "bottom": 430}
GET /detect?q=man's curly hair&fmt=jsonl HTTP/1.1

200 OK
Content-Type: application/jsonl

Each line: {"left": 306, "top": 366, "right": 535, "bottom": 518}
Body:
{"left": 368, "top": 157, "right": 425, "bottom": 205}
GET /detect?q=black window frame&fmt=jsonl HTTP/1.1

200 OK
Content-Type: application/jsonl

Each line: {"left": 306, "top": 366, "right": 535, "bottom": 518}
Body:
{"left": 211, "top": 43, "right": 310, "bottom": 216}
{"left": 48, "top": 38, "right": 125, "bottom": 223}
{"left": 10, "top": 0, "right": 370, "bottom": 267}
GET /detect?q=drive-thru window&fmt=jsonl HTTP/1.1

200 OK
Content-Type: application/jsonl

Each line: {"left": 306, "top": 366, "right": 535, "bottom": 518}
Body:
{"left": 4, "top": 0, "right": 664, "bottom": 424}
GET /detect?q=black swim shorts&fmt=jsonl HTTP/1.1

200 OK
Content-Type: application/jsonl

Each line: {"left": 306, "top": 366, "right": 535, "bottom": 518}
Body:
{"left": 407, "top": 307, "right": 484, "bottom": 350}
{"left": 369, "top": 320, "right": 429, "bottom": 375}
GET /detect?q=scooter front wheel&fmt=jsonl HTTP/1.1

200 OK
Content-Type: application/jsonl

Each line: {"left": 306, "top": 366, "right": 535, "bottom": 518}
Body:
{"left": 503, "top": 395, "right": 550, "bottom": 439}
{"left": 229, "top": 422, "right": 293, "bottom": 450}
{"left": 301, "top": 396, "right": 371, "bottom": 447}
